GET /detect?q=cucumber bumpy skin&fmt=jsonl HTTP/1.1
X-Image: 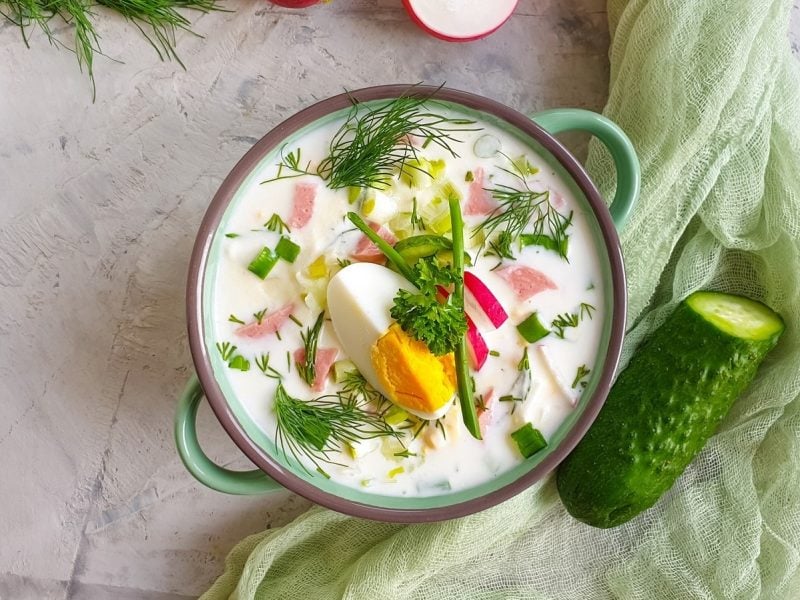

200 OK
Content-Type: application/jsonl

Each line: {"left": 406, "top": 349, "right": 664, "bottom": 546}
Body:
{"left": 556, "top": 291, "right": 785, "bottom": 528}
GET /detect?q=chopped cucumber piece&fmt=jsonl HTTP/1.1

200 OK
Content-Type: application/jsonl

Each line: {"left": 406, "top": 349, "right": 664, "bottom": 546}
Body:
{"left": 394, "top": 234, "right": 452, "bottom": 263}
{"left": 247, "top": 247, "right": 278, "bottom": 279}
{"left": 275, "top": 236, "right": 301, "bottom": 263}
{"left": 307, "top": 255, "right": 328, "bottom": 279}
{"left": 511, "top": 423, "right": 547, "bottom": 458}
{"left": 430, "top": 212, "right": 453, "bottom": 234}
{"left": 517, "top": 312, "right": 550, "bottom": 343}
{"left": 384, "top": 406, "right": 410, "bottom": 426}
{"left": 227, "top": 355, "right": 250, "bottom": 372}
{"left": 473, "top": 134, "right": 500, "bottom": 158}
{"left": 400, "top": 158, "right": 434, "bottom": 188}
{"left": 333, "top": 359, "right": 358, "bottom": 383}
{"left": 511, "top": 155, "right": 539, "bottom": 176}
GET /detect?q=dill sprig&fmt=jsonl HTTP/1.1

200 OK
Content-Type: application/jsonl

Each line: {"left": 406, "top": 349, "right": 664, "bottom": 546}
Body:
{"left": 265, "top": 213, "right": 290, "bottom": 234}
{"left": 551, "top": 312, "right": 580, "bottom": 338}
{"left": 296, "top": 311, "right": 325, "bottom": 386}
{"left": 473, "top": 158, "right": 572, "bottom": 261}
{"left": 571, "top": 364, "right": 591, "bottom": 389}
{"left": 273, "top": 383, "right": 400, "bottom": 472}
{"left": 319, "top": 89, "right": 477, "bottom": 190}
{"left": 255, "top": 354, "right": 282, "bottom": 380}
{"left": 2, "top": 0, "right": 224, "bottom": 99}
{"left": 337, "top": 369, "right": 390, "bottom": 411}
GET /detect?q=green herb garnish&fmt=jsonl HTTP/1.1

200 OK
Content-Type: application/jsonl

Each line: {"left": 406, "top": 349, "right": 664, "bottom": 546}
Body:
{"left": 580, "top": 302, "right": 596, "bottom": 320}
{"left": 410, "top": 197, "right": 426, "bottom": 231}
{"left": 489, "top": 350, "right": 501, "bottom": 357}
{"left": 266, "top": 213, "right": 291, "bottom": 234}
{"left": 253, "top": 308, "right": 268, "bottom": 325}
{"left": 473, "top": 157, "right": 572, "bottom": 261}
{"left": 571, "top": 364, "right": 591, "bottom": 389}
{"left": 393, "top": 449, "right": 417, "bottom": 459}
{"left": 227, "top": 355, "right": 250, "bottom": 372}
{"left": 255, "top": 354, "right": 282, "bottom": 380}
{"left": 228, "top": 314, "right": 245, "bottom": 325}
{"left": 390, "top": 259, "right": 466, "bottom": 356}
{"left": 317, "top": 88, "right": 477, "bottom": 190}
{"left": 225, "top": 233, "right": 239, "bottom": 239}
{"left": 273, "top": 383, "right": 399, "bottom": 471}
{"left": 216, "top": 341, "right": 236, "bottom": 362}
{"left": 518, "top": 347, "right": 530, "bottom": 372}
{"left": 3, "top": 0, "right": 223, "bottom": 99}
{"left": 296, "top": 311, "right": 325, "bottom": 387}
{"left": 551, "top": 312, "right": 580, "bottom": 339}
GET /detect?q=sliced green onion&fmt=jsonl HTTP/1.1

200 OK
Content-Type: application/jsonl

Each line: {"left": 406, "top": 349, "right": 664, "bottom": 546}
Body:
{"left": 510, "top": 423, "right": 547, "bottom": 458}
{"left": 247, "top": 247, "right": 278, "bottom": 279}
{"left": 333, "top": 359, "right": 357, "bottom": 383}
{"left": 489, "top": 350, "right": 500, "bottom": 357}
{"left": 520, "top": 233, "right": 569, "bottom": 257}
{"left": 448, "top": 194, "right": 481, "bottom": 440}
{"left": 228, "top": 355, "right": 250, "bottom": 372}
{"left": 275, "top": 236, "right": 301, "bottom": 263}
{"left": 517, "top": 312, "right": 550, "bottom": 343}
{"left": 225, "top": 232, "right": 239, "bottom": 238}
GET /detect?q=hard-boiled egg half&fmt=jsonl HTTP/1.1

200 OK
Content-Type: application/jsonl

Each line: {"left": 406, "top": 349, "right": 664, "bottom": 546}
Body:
{"left": 327, "top": 263, "right": 456, "bottom": 420}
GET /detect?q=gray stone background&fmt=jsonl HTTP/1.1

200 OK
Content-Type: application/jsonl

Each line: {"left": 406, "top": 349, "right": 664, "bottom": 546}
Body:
{"left": 1, "top": 1, "right": 799, "bottom": 598}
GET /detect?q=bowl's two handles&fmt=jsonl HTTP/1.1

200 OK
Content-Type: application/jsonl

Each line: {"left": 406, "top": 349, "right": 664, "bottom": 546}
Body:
{"left": 175, "top": 375, "right": 281, "bottom": 494}
{"left": 530, "top": 108, "right": 640, "bottom": 230}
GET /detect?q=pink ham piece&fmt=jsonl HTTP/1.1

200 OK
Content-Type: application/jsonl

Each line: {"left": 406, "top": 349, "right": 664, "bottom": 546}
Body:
{"left": 477, "top": 388, "right": 496, "bottom": 437}
{"left": 351, "top": 222, "right": 397, "bottom": 264}
{"left": 293, "top": 347, "right": 339, "bottom": 392}
{"left": 496, "top": 265, "right": 557, "bottom": 301}
{"left": 236, "top": 303, "right": 294, "bottom": 339}
{"left": 288, "top": 182, "right": 317, "bottom": 229}
{"left": 465, "top": 168, "right": 498, "bottom": 216}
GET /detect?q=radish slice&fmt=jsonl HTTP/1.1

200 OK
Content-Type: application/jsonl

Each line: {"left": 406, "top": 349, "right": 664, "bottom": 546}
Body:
{"left": 436, "top": 285, "right": 488, "bottom": 370}
{"left": 464, "top": 271, "right": 508, "bottom": 328}
{"left": 466, "top": 314, "right": 489, "bottom": 370}
{"left": 402, "top": 0, "right": 519, "bottom": 43}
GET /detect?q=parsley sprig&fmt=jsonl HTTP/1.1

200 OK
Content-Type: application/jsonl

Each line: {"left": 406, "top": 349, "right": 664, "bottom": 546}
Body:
{"left": 390, "top": 259, "right": 466, "bottom": 356}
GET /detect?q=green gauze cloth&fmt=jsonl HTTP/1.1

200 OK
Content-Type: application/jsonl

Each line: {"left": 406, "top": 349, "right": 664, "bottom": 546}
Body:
{"left": 201, "top": 0, "right": 800, "bottom": 597}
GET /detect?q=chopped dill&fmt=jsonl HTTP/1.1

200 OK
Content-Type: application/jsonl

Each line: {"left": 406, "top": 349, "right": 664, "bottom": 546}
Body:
{"left": 572, "top": 364, "right": 591, "bottom": 389}
{"left": 336, "top": 258, "right": 352, "bottom": 269}
{"left": 253, "top": 308, "right": 268, "bottom": 325}
{"left": 273, "top": 383, "right": 399, "bottom": 472}
{"left": 580, "top": 302, "right": 596, "bottom": 320}
{"left": 228, "top": 314, "right": 245, "bottom": 325}
{"left": 265, "top": 213, "right": 291, "bottom": 234}
{"left": 551, "top": 312, "right": 580, "bottom": 339}
{"left": 393, "top": 449, "right": 417, "bottom": 459}
{"left": 289, "top": 314, "right": 303, "bottom": 327}
{"left": 296, "top": 312, "right": 325, "bottom": 386}
{"left": 216, "top": 341, "right": 236, "bottom": 362}
{"left": 225, "top": 233, "right": 239, "bottom": 239}
{"left": 410, "top": 197, "right": 426, "bottom": 231}
{"left": 255, "top": 354, "right": 282, "bottom": 380}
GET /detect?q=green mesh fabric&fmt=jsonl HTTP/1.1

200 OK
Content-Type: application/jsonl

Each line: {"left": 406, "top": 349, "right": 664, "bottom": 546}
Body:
{"left": 201, "top": 1, "right": 800, "bottom": 597}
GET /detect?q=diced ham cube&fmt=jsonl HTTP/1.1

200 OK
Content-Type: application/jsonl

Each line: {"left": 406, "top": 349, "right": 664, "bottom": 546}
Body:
{"left": 293, "top": 347, "right": 339, "bottom": 392}
{"left": 289, "top": 182, "right": 317, "bottom": 229}
{"left": 465, "top": 168, "right": 498, "bottom": 216}
{"left": 351, "top": 222, "right": 397, "bottom": 264}
{"left": 236, "top": 303, "right": 294, "bottom": 339}
{"left": 496, "top": 265, "right": 557, "bottom": 301}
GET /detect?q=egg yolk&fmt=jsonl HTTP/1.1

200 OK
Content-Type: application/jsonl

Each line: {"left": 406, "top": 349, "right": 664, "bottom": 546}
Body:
{"left": 370, "top": 323, "right": 457, "bottom": 415}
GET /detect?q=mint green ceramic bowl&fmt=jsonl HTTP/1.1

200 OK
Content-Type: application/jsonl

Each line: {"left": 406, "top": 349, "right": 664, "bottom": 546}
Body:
{"left": 175, "top": 85, "right": 639, "bottom": 522}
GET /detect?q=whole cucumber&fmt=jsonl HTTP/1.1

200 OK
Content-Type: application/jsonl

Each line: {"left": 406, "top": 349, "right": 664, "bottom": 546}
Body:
{"left": 557, "top": 291, "right": 784, "bottom": 528}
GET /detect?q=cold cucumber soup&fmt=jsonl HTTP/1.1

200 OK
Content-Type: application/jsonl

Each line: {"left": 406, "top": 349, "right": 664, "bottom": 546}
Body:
{"left": 210, "top": 95, "right": 604, "bottom": 497}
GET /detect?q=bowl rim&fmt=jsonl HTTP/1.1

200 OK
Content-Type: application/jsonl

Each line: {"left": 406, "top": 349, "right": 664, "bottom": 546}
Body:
{"left": 186, "top": 84, "right": 627, "bottom": 523}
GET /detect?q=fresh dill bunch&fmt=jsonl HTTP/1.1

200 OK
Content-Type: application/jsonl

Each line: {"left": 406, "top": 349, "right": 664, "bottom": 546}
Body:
{"left": 2, "top": 0, "right": 224, "bottom": 98}
{"left": 273, "top": 383, "right": 400, "bottom": 471}
{"left": 473, "top": 157, "right": 572, "bottom": 260}
{"left": 316, "top": 87, "right": 478, "bottom": 190}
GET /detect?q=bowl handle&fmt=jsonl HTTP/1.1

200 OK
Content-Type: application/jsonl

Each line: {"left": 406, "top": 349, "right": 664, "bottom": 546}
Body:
{"left": 530, "top": 109, "right": 640, "bottom": 230}
{"left": 174, "top": 374, "right": 282, "bottom": 495}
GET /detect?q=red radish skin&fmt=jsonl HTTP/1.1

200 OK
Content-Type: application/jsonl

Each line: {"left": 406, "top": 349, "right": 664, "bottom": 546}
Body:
{"left": 236, "top": 303, "right": 295, "bottom": 339}
{"left": 289, "top": 182, "right": 317, "bottom": 229}
{"left": 294, "top": 347, "right": 339, "bottom": 392}
{"left": 465, "top": 314, "right": 489, "bottom": 370}
{"left": 464, "top": 271, "right": 508, "bottom": 328}
{"left": 402, "top": 0, "right": 519, "bottom": 43}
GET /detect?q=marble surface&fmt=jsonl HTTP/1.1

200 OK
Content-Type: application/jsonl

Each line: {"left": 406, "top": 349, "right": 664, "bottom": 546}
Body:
{"left": 1, "top": 2, "right": 798, "bottom": 598}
